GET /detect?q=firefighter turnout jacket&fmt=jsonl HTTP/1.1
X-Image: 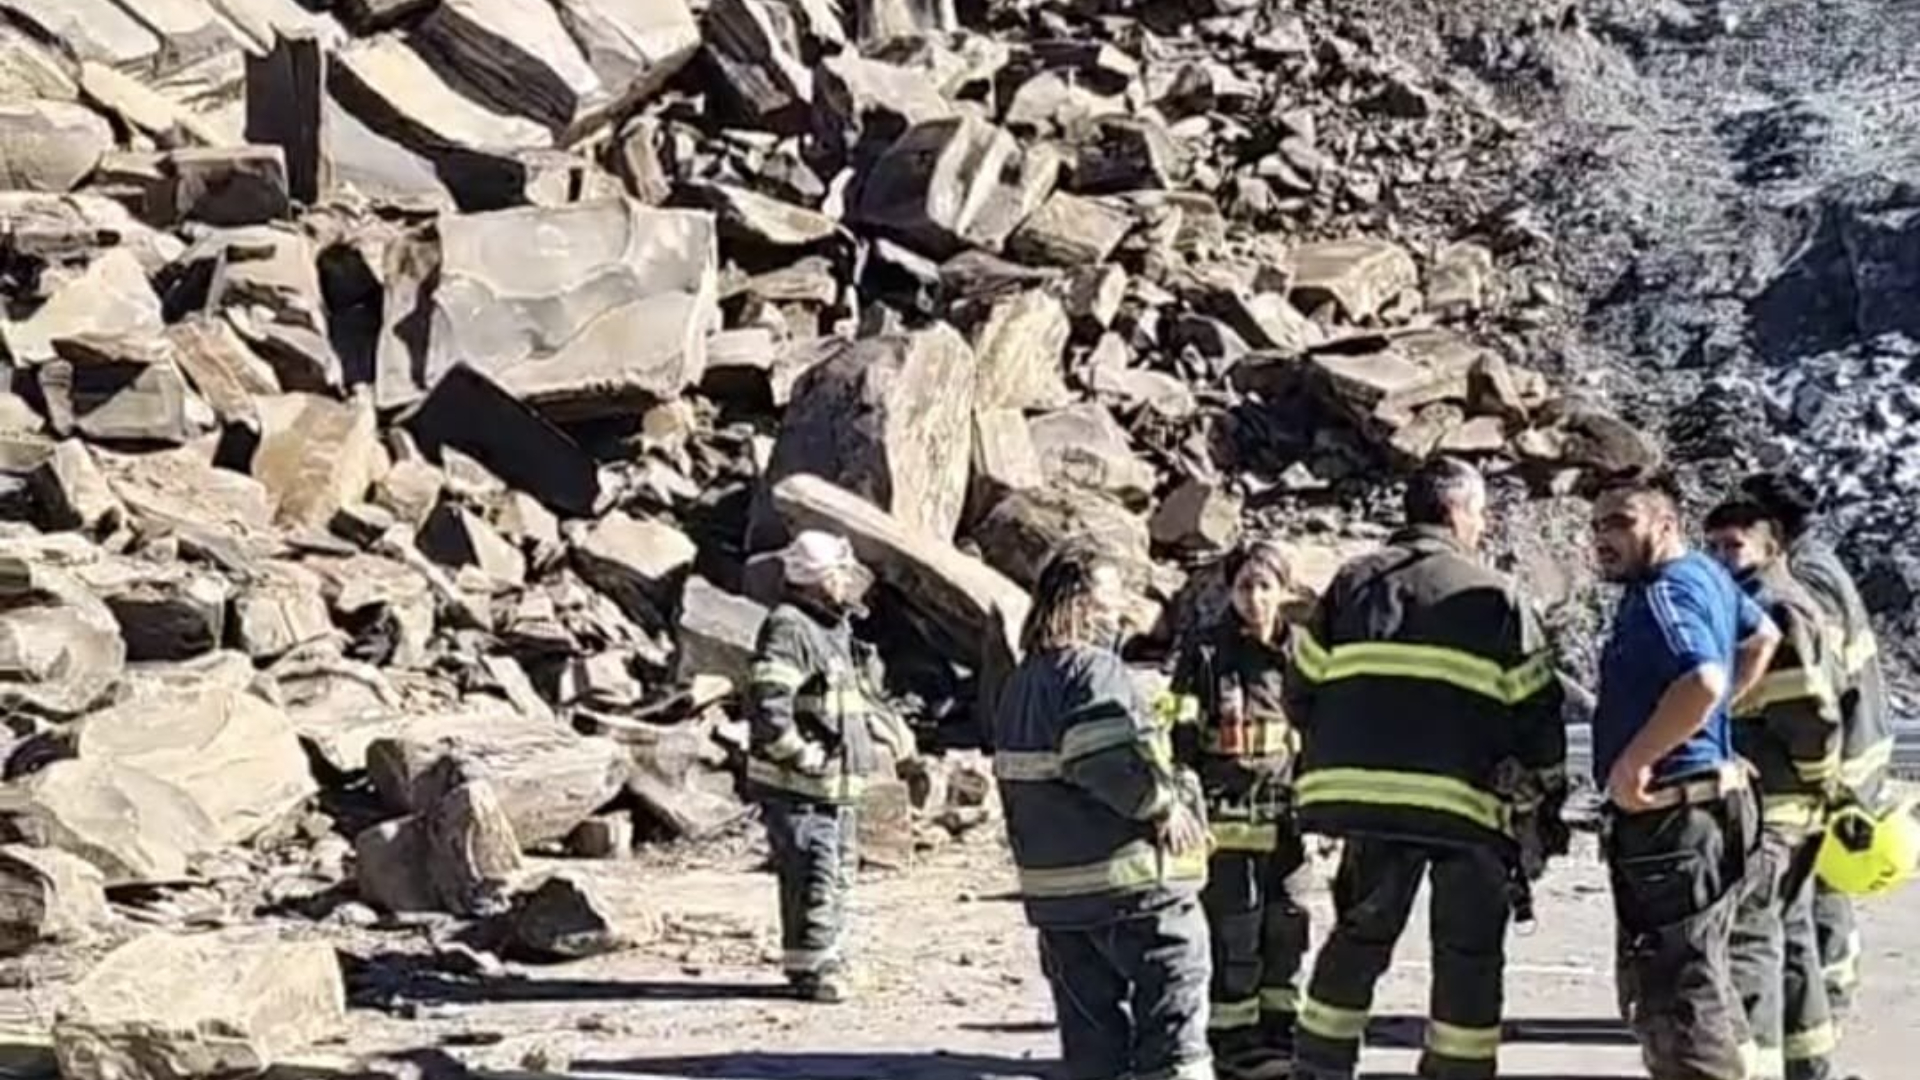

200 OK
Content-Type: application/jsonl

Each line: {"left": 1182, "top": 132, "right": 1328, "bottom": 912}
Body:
{"left": 1730, "top": 564, "right": 1845, "bottom": 836}
{"left": 1791, "top": 537, "right": 1894, "bottom": 812}
{"left": 1285, "top": 526, "right": 1566, "bottom": 850}
{"left": 994, "top": 643, "right": 1208, "bottom": 928}
{"left": 747, "top": 600, "right": 883, "bottom": 804}
{"left": 1170, "top": 621, "right": 1298, "bottom": 847}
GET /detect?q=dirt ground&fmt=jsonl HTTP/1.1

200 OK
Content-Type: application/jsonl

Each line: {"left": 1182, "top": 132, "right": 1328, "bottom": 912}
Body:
{"left": 309, "top": 826, "right": 1919, "bottom": 1080}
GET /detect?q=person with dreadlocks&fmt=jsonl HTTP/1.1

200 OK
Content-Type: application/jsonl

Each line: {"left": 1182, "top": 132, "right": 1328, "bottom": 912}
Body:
{"left": 746, "top": 530, "right": 915, "bottom": 1003}
{"left": 992, "top": 542, "right": 1215, "bottom": 1080}
{"left": 1740, "top": 472, "right": 1895, "bottom": 1019}
{"left": 1165, "top": 538, "right": 1312, "bottom": 1080}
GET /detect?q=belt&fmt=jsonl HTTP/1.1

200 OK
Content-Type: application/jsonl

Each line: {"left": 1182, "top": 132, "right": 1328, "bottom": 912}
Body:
{"left": 1637, "top": 761, "right": 1750, "bottom": 812}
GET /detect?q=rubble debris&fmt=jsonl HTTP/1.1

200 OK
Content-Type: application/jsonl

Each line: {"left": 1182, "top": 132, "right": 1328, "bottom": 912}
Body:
{"left": 0, "top": 758, "right": 221, "bottom": 886}
{"left": 53, "top": 933, "right": 346, "bottom": 1080}
{"left": 565, "top": 814, "right": 634, "bottom": 859}
{"left": 852, "top": 117, "right": 1021, "bottom": 257}
{"left": 1026, "top": 403, "right": 1156, "bottom": 506}
{"left": 415, "top": 0, "right": 606, "bottom": 137}
{"left": 623, "top": 714, "right": 748, "bottom": 839}
{"left": 1290, "top": 239, "right": 1420, "bottom": 323}
{"left": 0, "top": 558, "right": 126, "bottom": 721}
{"left": 571, "top": 511, "right": 698, "bottom": 625}
{"left": 71, "top": 557, "right": 230, "bottom": 661}
{"left": 404, "top": 364, "right": 603, "bottom": 519}
{"left": 1148, "top": 479, "right": 1241, "bottom": 554}
{"left": 974, "top": 484, "right": 1149, "bottom": 588}
{"left": 251, "top": 392, "right": 383, "bottom": 531}
{"left": 2, "top": 248, "right": 164, "bottom": 369}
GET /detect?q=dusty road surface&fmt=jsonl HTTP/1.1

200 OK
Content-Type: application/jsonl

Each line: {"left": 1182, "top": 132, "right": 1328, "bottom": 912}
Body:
{"left": 327, "top": 829, "right": 1920, "bottom": 1080}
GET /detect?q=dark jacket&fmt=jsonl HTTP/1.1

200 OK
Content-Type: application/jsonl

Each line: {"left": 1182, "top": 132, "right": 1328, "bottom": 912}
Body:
{"left": 1790, "top": 536, "right": 1894, "bottom": 811}
{"left": 747, "top": 599, "right": 881, "bottom": 804}
{"left": 1285, "top": 526, "right": 1566, "bottom": 851}
{"left": 1170, "top": 620, "right": 1297, "bottom": 833}
{"left": 992, "top": 643, "right": 1205, "bottom": 929}
{"left": 1730, "top": 562, "right": 1844, "bottom": 837}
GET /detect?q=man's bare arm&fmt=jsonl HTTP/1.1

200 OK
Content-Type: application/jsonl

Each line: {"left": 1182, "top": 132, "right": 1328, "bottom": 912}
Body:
{"left": 1608, "top": 665, "right": 1727, "bottom": 810}
{"left": 1729, "top": 616, "right": 1782, "bottom": 704}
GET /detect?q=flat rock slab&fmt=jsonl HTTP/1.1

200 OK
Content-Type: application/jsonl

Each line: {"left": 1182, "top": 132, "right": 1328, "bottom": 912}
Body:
{"left": 72, "top": 685, "right": 317, "bottom": 847}
{"left": 0, "top": 102, "right": 113, "bottom": 194}
{"left": 555, "top": 0, "right": 700, "bottom": 116}
{"left": 0, "top": 758, "right": 220, "bottom": 886}
{"left": 251, "top": 392, "right": 382, "bottom": 531}
{"left": 330, "top": 34, "right": 552, "bottom": 157}
{"left": 70, "top": 556, "right": 230, "bottom": 661}
{"left": 0, "top": 846, "right": 109, "bottom": 957}
{"left": 0, "top": 559, "right": 126, "bottom": 721}
{"left": 852, "top": 116, "right": 1019, "bottom": 258}
{"left": 415, "top": 0, "right": 606, "bottom": 136}
{"left": 1289, "top": 238, "right": 1418, "bottom": 323}
{"left": 1026, "top": 402, "right": 1156, "bottom": 506}
{"left": 2, "top": 248, "right": 164, "bottom": 369}
{"left": 392, "top": 199, "right": 717, "bottom": 419}
{"left": 973, "top": 483, "right": 1148, "bottom": 588}
{"left": 403, "top": 362, "right": 603, "bottom": 518}
{"left": 0, "top": 0, "right": 158, "bottom": 72}
{"left": 53, "top": 932, "right": 345, "bottom": 1080}
{"left": 367, "top": 706, "right": 630, "bottom": 845}
{"left": 675, "top": 576, "right": 766, "bottom": 685}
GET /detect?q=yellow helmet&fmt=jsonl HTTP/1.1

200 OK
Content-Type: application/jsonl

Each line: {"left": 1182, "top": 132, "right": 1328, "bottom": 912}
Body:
{"left": 1817, "top": 801, "right": 1920, "bottom": 897}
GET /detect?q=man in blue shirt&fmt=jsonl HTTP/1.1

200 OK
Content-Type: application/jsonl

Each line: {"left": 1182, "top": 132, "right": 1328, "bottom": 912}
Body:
{"left": 1591, "top": 478, "right": 1780, "bottom": 1080}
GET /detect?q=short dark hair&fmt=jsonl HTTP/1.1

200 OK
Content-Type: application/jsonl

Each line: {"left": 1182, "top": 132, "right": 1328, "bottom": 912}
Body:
{"left": 1704, "top": 497, "right": 1775, "bottom": 534}
{"left": 1738, "top": 472, "right": 1818, "bottom": 540}
{"left": 1404, "top": 457, "right": 1484, "bottom": 526}
{"left": 1596, "top": 472, "right": 1682, "bottom": 516}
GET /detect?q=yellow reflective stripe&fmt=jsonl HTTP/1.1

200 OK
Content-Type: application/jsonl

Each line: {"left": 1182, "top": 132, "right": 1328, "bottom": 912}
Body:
{"left": 1260, "top": 986, "right": 1298, "bottom": 1013}
{"left": 1841, "top": 737, "right": 1894, "bottom": 787}
{"left": 1292, "top": 631, "right": 1551, "bottom": 705}
{"left": 992, "top": 750, "right": 1062, "bottom": 781}
{"left": 1842, "top": 631, "right": 1878, "bottom": 675}
{"left": 1298, "top": 993, "right": 1368, "bottom": 1041}
{"left": 1783, "top": 1021, "right": 1836, "bottom": 1061}
{"left": 1209, "top": 997, "right": 1261, "bottom": 1031}
{"left": 762, "top": 728, "right": 807, "bottom": 761}
{"left": 1734, "top": 666, "right": 1838, "bottom": 719}
{"left": 1741, "top": 1041, "right": 1784, "bottom": 1080}
{"left": 1794, "top": 749, "right": 1841, "bottom": 783}
{"left": 1201, "top": 720, "right": 1298, "bottom": 758}
{"left": 1210, "top": 820, "right": 1278, "bottom": 852}
{"left": 745, "top": 758, "right": 865, "bottom": 801}
{"left": 1017, "top": 840, "right": 1207, "bottom": 899}
{"left": 1061, "top": 716, "right": 1147, "bottom": 762}
{"left": 1297, "top": 768, "right": 1511, "bottom": 835}
{"left": 1763, "top": 794, "right": 1822, "bottom": 830}
{"left": 1427, "top": 1020, "right": 1500, "bottom": 1060}
{"left": 752, "top": 659, "right": 805, "bottom": 689}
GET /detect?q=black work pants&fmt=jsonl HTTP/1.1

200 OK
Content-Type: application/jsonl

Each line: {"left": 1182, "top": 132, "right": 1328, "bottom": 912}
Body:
{"left": 763, "top": 796, "right": 857, "bottom": 979}
{"left": 1038, "top": 899, "right": 1215, "bottom": 1080}
{"left": 1811, "top": 885, "right": 1859, "bottom": 1017}
{"left": 1202, "top": 812, "right": 1311, "bottom": 1065}
{"left": 1295, "top": 838, "right": 1509, "bottom": 1080}
{"left": 1606, "top": 788, "right": 1757, "bottom": 1080}
{"left": 1730, "top": 825, "right": 1834, "bottom": 1079}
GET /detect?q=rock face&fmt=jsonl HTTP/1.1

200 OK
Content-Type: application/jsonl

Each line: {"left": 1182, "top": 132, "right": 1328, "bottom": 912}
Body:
{"left": 759, "top": 324, "right": 977, "bottom": 543}
{"left": 0, "top": 846, "right": 110, "bottom": 956}
{"left": 384, "top": 199, "right": 718, "bottom": 418}
{"left": 53, "top": 933, "right": 346, "bottom": 1080}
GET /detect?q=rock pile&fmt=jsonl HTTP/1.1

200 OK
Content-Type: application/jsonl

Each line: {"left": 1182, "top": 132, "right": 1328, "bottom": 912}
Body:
{"left": 0, "top": 0, "right": 1669, "bottom": 1072}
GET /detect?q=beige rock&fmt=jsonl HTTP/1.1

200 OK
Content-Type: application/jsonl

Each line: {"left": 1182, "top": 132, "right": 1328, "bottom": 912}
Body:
{"left": 249, "top": 393, "right": 382, "bottom": 531}
{"left": 973, "top": 484, "right": 1149, "bottom": 588}
{"left": 53, "top": 933, "right": 345, "bottom": 1080}
{"left": 367, "top": 706, "right": 630, "bottom": 845}
{"left": 1428, "top": 241, "right": 1495, "bottom": 316}
{"left": 0, "top": 846, "right": 109, "bottom": 956}
{"left": 969, "top": 406, "right": 1044, "bottom": 515}
{"left": 0, "top": 25, "right": 78, "bottom": 103}
{"left": 29, "top": 441, "right": 124, "bottom": 535}
{"left": 415, "top": 0, "right": 606, "bottom": 136}
{"left": 759, "top": 323, "right": 977, "bottom": 543}
{"left": 1027, "top": 403, "right": 1156, "bottom": 506}
{"left": 0, "top": 759, "right": 218, "bottom": 886}
{"left": 858, "top": 777, "right": 913, "bottom": 870}
{"left": 36, "top": 360, "right": 212, "bottom": 447}
{"left": 232, "top": 561, "right": 333, "bottom": 660}
{"left": 623, "top": 714, "right": 747, "bottom": 839}
{"left": 852, "top": 116, "right": 1019, "bottom": 257}
{"left": 510, "top": 871, "right": 641, "bottom": 959}
{"left": 0, "top": 102, "right": 112, "bottom": 194}
{"left": 1007, "top": 191, "right": 1133, "bottom": 266}
{"left": 971, "top": 290, "right": 1072, "bottom": 412}
{"left": 555, "top": 0, "right": 701, "bottom": 117}
{"left": 1, "top": 249, "right": 163, "bottom": 369}
{"left": 0, "top": 0, "right": 158, "bottom": 72}
{"left": 75, "top": 63, "right": 223, "bottom": 147}
{"left": 675, "top": 576, "right": 767, "bottom": 686}
{"left": 421, "top": 778, "right": 526, "bottom": 914}
{"left": 0, "top": 559, "right": 125, "bottom": 721}
{"left": 71, "top": 557, "right": 230, "bottom": 661}
{"left": 1289, "top": 238, "right": 1419, "bottom": 322}
{"left": 72, "top": 685, "right": 317, "bottom": 846}
{"left": 570, "top": 511, "right": 697, "bottom": 624}
{"left": 167, "top": 318, "right": 278, "bottom": 426}
{"left": 331, "top": 35, "right": 552, "bottom": 158}
{"left": 1148, "top": 479, "right": 1241, "bottom": 554}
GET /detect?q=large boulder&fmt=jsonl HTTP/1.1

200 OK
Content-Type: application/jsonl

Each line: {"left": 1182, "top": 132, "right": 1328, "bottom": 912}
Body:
{"left": 756, "top": 323, "right": 976, "bottom": 544}
{"left": 0, "top": 845, "right": 110, "bottom": 956}
{"left": 0, "top": 556, "right": 125, "bottom": 721}
{"left": 53, "top": 932, "right": 346, "bottom": 1080}
{"left": 0, "top": 101, "right": 113, "bottom": 193}
{"left": 0, "top": 759, "right": 220, "bottom": 886}
{"left": 382, "top": 199, "right": 718, "bottom": 419}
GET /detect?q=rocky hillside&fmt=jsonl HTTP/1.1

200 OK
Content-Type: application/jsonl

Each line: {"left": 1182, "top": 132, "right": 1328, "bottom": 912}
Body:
{"left": 0, "top": 0, "right": 1912, "bottom": 1072}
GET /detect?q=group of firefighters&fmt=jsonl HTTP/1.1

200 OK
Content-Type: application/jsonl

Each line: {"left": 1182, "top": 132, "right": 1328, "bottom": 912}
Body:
{"left": 739, "top": 461, "right": 1915, "bottom": 1080}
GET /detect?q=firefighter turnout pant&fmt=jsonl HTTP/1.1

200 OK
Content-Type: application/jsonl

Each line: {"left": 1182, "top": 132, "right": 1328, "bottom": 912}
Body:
{"left": 1607, "top": 788, "right": 1758, "bottom": 1080}
{"left": 1731, "top": 825, "right": 1835, "bottom": 1080}
{"left": 1037, "top": 899, "right": 1216, "bottom": 1080}
{"left": 1203, "top": 812, "right": 1310, "bottom": 1066}
{"left": 1294, "top": 839, "right": 1508, "bottom": 1080}
{"left": 1811, "top": 887, "right": 1859, "bottom": 1018}
{"left": 763, "top": 795, "right": 858, "bottom": 981}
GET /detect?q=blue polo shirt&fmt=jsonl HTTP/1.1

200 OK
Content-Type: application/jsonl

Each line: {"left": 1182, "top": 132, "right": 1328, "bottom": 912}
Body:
{"left": 1593, "top": 551, "right": 1768, "bottom": 783}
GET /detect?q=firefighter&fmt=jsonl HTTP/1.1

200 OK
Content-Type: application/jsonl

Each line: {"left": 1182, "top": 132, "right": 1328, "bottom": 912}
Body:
{"left": 993, "top": 543, "right": 1215, "bottom": 1080}
{"left": 1740, "top": 472, "right": 1894, "bottom": 1015}
{"left": 1705, "top": 499, "right": 1843, "bottom": 1080}
{"left": 1286, "top": 458, "right": 1566, "bottom": 1080}
{"left": 1590, "top": 478, "right": 1780, "bottom": 1080}
{"left": 746, "top": 530, "right": 914, "bottom": 1003}
{"left": 1168, "top": 539, "right": 1311, "bottom": 1080}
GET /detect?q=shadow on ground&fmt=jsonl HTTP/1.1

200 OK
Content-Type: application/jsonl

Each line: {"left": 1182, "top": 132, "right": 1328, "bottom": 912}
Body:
{"left": 346, "top": 951, "right": 793, "bottom": 1013}
{"left": 575, "top": 1051, "right": 1050, "bottom": 1080}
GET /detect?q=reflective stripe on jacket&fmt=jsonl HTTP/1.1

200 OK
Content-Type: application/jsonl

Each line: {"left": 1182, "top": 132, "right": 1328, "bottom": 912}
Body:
{"left": 747, "top": 600, "right": 879, "bottom": 805}
{"left": 1284, "top": 526, "right": 1566, "bottom": 850}
{"left": 1730, "top": 564, "right": 1842, "bottom": 836}
{"left": 993, "top": 643, "right": 1205, "bottom": 928}
{"left": 1169, "top": 621, "right": 1298, "bottom": 816}
{"left": 1790, "top": 538, "right": 1894, "bottom": 812}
